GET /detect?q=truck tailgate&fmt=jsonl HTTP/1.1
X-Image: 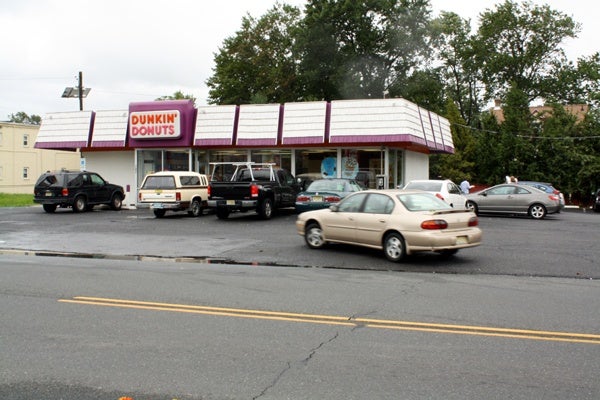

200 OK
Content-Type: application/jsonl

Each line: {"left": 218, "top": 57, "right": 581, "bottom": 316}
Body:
{"left": 209, "top": 182, "right": 253, "bottom": 199}
{"left": 139, "top": 190, "right": 177, "bottom": 202}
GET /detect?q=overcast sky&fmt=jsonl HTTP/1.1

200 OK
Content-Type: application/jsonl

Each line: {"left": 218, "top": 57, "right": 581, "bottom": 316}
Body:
{"left": 0, "top": 0, "right": 596, "bottom": 118}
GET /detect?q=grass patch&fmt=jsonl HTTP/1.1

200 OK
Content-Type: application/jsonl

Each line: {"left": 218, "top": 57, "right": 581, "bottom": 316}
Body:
{"left": 0, "top": 193, "right": 35, "bottom": 207}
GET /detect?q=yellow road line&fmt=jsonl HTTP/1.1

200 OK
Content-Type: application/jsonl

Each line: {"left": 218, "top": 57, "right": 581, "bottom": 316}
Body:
{"left": 59, "top": 296, "right": 600, "bottom": 345}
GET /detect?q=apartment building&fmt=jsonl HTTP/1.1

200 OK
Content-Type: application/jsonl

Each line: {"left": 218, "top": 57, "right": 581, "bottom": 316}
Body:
{"left": 0, "top": 122, "right": 80, "bottom": 194}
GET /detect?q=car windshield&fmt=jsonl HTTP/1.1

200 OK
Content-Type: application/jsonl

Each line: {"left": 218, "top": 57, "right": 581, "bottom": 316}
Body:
{"left": 307, "top": 179, "right": 359, "bottom": 192}
{"left": 404, "top": 181, "right": 442, "bottom": 192}
{"left": 398, "top": 192, "right": 452, "bottom": 211}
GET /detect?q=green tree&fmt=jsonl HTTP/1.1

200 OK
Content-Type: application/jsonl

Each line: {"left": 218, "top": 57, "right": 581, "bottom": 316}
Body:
{"left": 156, "top": 90, "right": 196, "bottom": 105}
{"left": 296, "top": 0, "right": 431, "bottom": 101}
{"left": 474, "top": 0, "right": 580, "bottom": 103}
{"left": 430, "top": 99, "right": 477, "bottom": 182}
{"left": 430, "top": 11, "right": 482, "bottom": 125}
{"left": 206, "top": 3, "right": 302, "bottom": 105}
{"left": 548, "top": 53, "right": 600, "bottom": 107}
{"left": 499, "top": 83, "right": 535, "bottom": 178}
{"left": 8, "top": 112, "right": 41, "bottom": 125}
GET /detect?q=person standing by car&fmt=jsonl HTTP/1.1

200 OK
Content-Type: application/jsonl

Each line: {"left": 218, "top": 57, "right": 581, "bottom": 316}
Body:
{"left": 460, "top": 179, "right": 473, "bottom": 194}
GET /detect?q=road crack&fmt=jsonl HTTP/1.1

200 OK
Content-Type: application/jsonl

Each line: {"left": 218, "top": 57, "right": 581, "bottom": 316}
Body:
{"left": 253, "top": 332, "right": 340, "bottom": 399}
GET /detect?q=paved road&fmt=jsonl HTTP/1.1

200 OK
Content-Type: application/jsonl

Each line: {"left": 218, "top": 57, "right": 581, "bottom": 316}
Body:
{"left": 2, "top": 206, "right": 600, "bottom": 399}
{"left": 2, "top": 253, "right": 600, "bottom": 400}
{"left": 0, "top": 206, "right": 598, "bottom": 278}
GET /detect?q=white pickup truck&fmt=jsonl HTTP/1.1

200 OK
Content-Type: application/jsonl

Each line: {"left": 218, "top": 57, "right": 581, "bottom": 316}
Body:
{"left": 138, "top": 171, "right": 209, "bottom": 218}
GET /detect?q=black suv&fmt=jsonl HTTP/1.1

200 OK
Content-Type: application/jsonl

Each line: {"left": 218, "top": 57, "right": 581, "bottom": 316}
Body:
{"left": 34, "top": 170, "right": 124, "bottom": 213}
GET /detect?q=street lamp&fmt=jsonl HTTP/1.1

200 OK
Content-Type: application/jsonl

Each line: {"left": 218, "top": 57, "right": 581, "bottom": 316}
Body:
{"left": 61, "top": 71, "right": 91, "bottom": 111}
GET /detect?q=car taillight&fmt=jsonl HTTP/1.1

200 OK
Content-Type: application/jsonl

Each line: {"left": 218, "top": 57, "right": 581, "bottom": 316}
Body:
{"left": 138, "top": 192, "right": 142, "bottom": 201}
{"left": 435, "top": 193, "right": 445, "bottom": 201}
{"left": 250, "top": 184, "right": 259, "bottom": 198}
{"left": 61, "top": 188, "right": 69, "bottom": 196}
{"left": 468, "top": 216, "right": 479, "bottom": 227}
{"left": 421, "top": 219, "right": 448, "bottom": 230}
{"left": 207, "top": 186, "right": 212, "bottom": 197}
{"left": 548, "top": 194, "right": 559, "bottom": 201}
{"left": 324, "top": 196, "right": 341, "bottom": 202}
{"left": 176, "top": 192, "right": 181, "bottom": 201}
{"left": 296, "top": 195, "right": 310, "bottom": 202}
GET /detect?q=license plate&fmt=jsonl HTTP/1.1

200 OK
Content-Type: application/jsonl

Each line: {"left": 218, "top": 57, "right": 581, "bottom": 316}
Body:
{"left": 45, "top": 191, "right": 53, "bottom": 197}
{"left": 312, "top": 196, "right": 323, "bottom": 202}
{"left": 226, "top": 200, "right": 236, "bottom": 206}
{"left": 153, "top": 203, "right": 163, "bottom": 209}
{"left": 456, "top": 236, "right": 468, "bottom": 245}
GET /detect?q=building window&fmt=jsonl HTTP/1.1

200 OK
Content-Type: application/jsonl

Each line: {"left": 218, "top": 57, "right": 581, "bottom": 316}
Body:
{"left": 23, "top": 167, "right": 29, "bottom": 179}
{"left": 23, "top": 134, "right": 29, "bottom": 147}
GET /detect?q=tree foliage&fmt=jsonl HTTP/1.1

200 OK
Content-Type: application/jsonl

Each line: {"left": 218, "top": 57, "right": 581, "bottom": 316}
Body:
{"left": 200, "top": 0, "right": 600, "bottom": 200}
{"left": 7, "top": 112, "right": 41, "bottom": 125}
{"left": 474, "top": 0, "right": 580, "bottom": 103}
{"left": 297, "top": 0, "right": 432, "bottom": 101}
{"left": 206, "top": 3, "right": 302, "bottom": 105}
{"left": 156, "top": 90, "right": 197, "bottom": 105}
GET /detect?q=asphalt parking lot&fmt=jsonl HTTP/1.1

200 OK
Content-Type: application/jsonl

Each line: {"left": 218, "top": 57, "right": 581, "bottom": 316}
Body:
{"left": 0, "top": 205, "right": 598, "bottom": 279}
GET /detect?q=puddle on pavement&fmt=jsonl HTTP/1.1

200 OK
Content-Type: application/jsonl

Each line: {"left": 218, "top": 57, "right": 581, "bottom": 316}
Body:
{"left": 0, "top": 248, "right": 313, "bottom": 269}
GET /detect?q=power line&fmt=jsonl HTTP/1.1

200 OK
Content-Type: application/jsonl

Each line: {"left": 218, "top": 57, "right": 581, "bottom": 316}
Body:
{"left": 0, "top": 76, "right": 73, "bottom": 81}
{"left": 453, "top": 122, "right": 600, "bottom": 140}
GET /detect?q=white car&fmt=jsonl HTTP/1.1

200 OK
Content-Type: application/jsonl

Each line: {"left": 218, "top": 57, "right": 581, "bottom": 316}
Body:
{"left": 403, "top": 179, "right": 467, "bottom": 209}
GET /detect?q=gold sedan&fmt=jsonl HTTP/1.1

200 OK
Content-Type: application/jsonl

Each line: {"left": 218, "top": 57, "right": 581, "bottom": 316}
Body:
{"left": 296, "top": 189, "right": 482, "bottom": 262}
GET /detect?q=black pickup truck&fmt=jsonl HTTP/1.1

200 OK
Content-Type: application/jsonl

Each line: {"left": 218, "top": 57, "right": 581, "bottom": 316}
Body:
{"left": 207, "top": 162, "right": 301, "bottom": 219}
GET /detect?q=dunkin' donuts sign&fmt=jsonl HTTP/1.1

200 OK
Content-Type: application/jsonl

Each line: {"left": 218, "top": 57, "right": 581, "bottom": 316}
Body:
{"left": 129, "top": 110, "right": 181, "bottom": 139}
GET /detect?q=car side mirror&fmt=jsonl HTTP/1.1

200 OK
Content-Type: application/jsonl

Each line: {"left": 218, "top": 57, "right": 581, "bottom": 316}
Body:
{"left": 330, "top": 204, "right": 339, "bottom": 212}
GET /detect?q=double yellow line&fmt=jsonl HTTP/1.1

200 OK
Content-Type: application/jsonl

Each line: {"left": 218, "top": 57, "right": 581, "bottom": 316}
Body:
{"left": 59, "top": 296, "right": 600, "bottom": 345}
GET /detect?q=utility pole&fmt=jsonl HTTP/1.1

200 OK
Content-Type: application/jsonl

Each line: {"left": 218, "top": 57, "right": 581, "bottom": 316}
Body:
{"left": 61, "top": 71, "right": 90, "bottom": 111}
{"left": 78, "top": 71, "right": 83, "bottom": 111}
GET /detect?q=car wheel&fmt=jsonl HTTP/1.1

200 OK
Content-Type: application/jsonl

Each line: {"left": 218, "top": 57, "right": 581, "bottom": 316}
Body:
{"left": 528, "top": 203, "right": 547, "bottom": 219}
{"left": 73, "top": 196, "right": 87, "bottom": 213}
{"left": 110, "top": 194, "right": 123, "bottom": 210}
{"left": 466, "top": 200, "right": 478, "bottom": 215}
{"left": 216, "top": 208, "right": 230, "bottom": 219}
{"left": 43, "top": 204, "right": 57, "bottom": 213}
{"left": 188, "top": 199, "right": 202, "bottom": 217}
{"left": 153, "top": 209, "right": 166, "bottom": 218}
{"left": 305, "top": 222, "right": 326, "bottom": 249}
{"left": 258, "top": 198, "right": 273, "bottom": 219}
{"left": 383, "top": 232, "right": 406, "bottom": 262}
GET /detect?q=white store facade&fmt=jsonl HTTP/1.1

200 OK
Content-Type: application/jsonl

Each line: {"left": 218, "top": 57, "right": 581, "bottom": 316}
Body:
{"left": 35, "top": 98, "right": 454, "bottom": 209}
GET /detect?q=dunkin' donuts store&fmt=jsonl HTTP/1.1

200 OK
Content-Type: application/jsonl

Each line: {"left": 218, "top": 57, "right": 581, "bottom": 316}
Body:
{"left": 35, "top": 98, "right": 454, "bottom": 208}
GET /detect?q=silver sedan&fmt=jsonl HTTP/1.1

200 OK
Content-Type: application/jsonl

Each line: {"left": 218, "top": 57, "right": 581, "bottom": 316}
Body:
{"left": 465, "top": 183, "right": 561, "bottom": 219}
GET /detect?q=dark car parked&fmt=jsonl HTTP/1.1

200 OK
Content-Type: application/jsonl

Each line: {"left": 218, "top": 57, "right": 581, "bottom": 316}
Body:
{"left": 34, "top": 170, "right": 124, "bottom": 213}
{"left": 594, "top": 189, "right": 600, "bottom": 212}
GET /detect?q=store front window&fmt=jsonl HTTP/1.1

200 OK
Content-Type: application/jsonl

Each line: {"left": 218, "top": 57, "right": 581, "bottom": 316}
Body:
{"left": 295, "top": 149, "right": 337, "bottom": 183}
{"left": 294, "top": 148, "right": 384, "bottom": 188}
{"left": 136, "top": 149, "right": 192, "bottom": 187}
{"left": 208, "top": 149, "right": 249, "bottom": 181}
{"left": 165, "top": 150, "right": 189, "bottom": 171}
{"left": 341, "top": 148, "right": 383, "bottom": 189}
{"left": 251, "top": 150, "right": 291, "bottom": 171}
{"left": 137, "top": 150, "right": 161, "bottom": 187}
